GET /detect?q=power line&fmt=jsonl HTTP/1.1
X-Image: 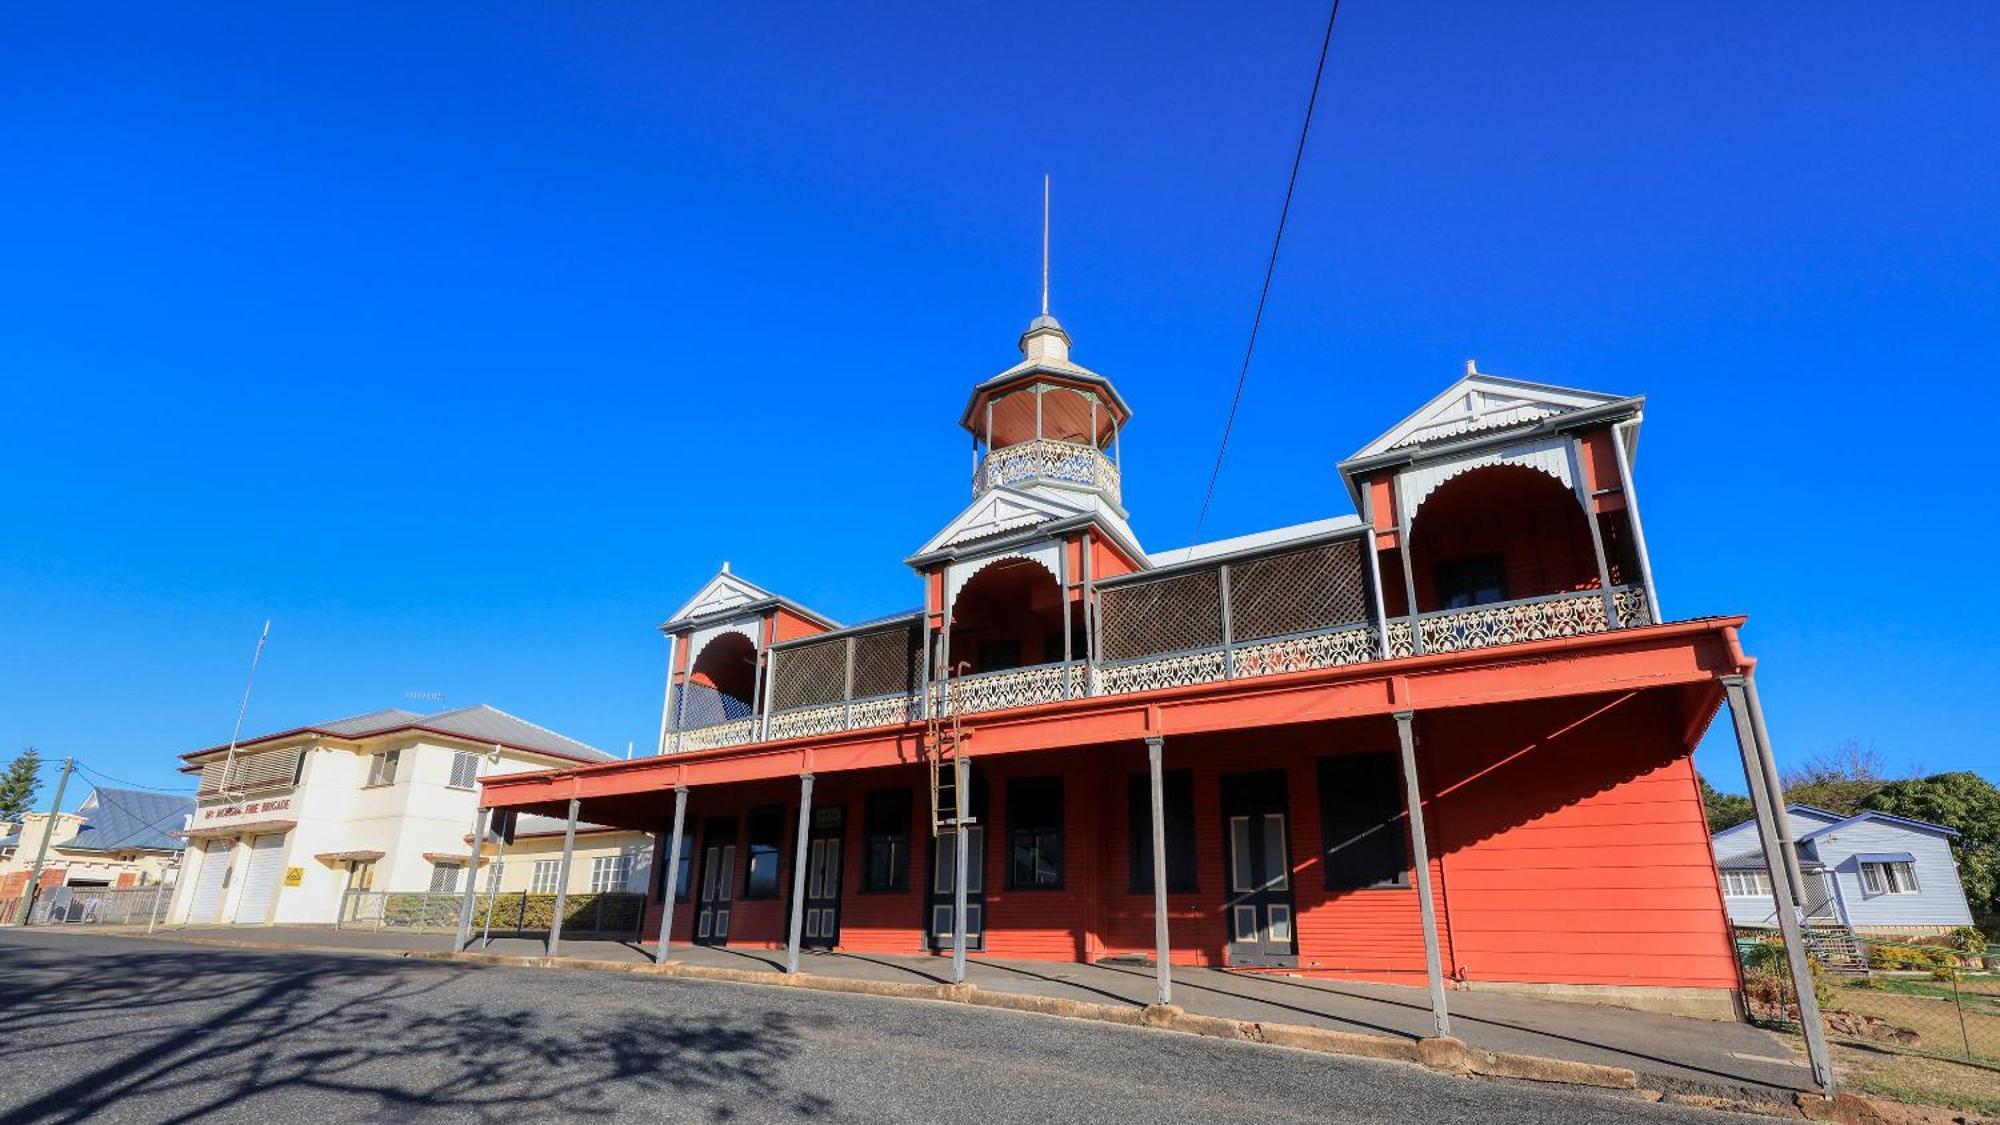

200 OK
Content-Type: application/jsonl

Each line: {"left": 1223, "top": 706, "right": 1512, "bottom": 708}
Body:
{"left": 75, "top": 762, "right": 196, "bottom": 795}
{"left": 1190, "top": 0, "right": 1343, "bottom": 543}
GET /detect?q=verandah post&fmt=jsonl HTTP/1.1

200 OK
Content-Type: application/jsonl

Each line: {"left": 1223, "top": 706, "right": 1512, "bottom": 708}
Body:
{"left": 785, "top": 773, "right": 815, "bottom": 974}
{"left": 1146, "top": 736, "right": 1172, "bottom": 1006}
{"left": 482, "top": 830, "right": 510, "bottom": 949}
{"left": 453, "top": 805, "right": 490, "bottom": 952}
{"left": 1393, "top": 710, "right": 1451, "bottom": 1037}
{"left": 1723, "top": 674, "right": 1835, "bottom": 1093}
{"left": 548, "top": 796, "right": 581, "bottom": 957}
{"left": 655, "top": 786, "right": 689, "bottom": 964}
{"left": 951, "top": 754, "right": 972, "bottom": 985}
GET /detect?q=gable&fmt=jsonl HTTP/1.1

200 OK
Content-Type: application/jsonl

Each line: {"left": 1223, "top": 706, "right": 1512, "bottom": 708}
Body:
{"left": 1351, "top": 372, "right": 1630, "bottom": 459}
{"left": 668, "top": 569, "right": 773, "bottom": 624}
{"left": 916, "top": 486, "right": 1087, "bottom": 557}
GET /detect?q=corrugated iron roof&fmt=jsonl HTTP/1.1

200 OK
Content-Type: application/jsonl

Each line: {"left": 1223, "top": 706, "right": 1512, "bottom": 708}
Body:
{"left": 68, "top": 787, "right": 195, "bottom": 853}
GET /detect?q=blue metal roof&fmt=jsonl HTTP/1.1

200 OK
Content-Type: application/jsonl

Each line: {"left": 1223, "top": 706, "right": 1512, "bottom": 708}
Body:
{"left": 67, "top": 787, "right": 194, "bottom": 853}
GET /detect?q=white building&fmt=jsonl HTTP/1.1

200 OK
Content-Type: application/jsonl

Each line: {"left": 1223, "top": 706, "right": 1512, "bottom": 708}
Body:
{"left": 168, "top": 705, "right": 645, "bottom": 926}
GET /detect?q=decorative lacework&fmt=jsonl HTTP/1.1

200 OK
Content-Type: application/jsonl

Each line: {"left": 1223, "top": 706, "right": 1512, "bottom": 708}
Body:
{"left": 766, "top": 703, "right": 846, "bottom": 742}
{"left": 677, "top": 718, "right": 758, "bottom": 753}
{"left": 944, "top": 663, "right": 1080, "bottom": 716}
{"left": 974, "top": 438, "right": 1120, "bottom": 501}
{"left": 1386, "top": 620, "right": 1415, "bottom": 659}
{"left": 1230, "top": 626, "right": 1379, "bottom": 677}
{"left": 849, "top": 694, "right": 918, "bottom": 729}
{"left": 1614, "top": 586, "right": 1652, "bottom": 628}
{"left": 1417, "top": 591, "right": 1611, "bottom": 654}
{"left": 1097, "top": 650, "right": 1228, "bottom": 694}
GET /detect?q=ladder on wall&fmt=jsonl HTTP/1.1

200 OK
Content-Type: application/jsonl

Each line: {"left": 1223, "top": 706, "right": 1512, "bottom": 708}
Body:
{"left": 927, "top": 647, "right": 971, "bottom": 837}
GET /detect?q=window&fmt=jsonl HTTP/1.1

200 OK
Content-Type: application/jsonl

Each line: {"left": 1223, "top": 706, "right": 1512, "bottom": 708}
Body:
{"left": 449, "top": 751, "right": 479, "bottom": 790}
{"left": 1128, "top": 770, "right": 1197, "bottom": 892}
{"left": 531, "top": 859, "right": 561, "bottom": 894}
{"left": 348, "top": 860, "right": 376, "bottom": 891}
{"left": 590, "top": 854, "right": 633, "bottom": 893}
{"left": 1317, "top": 754, "right": 1411, "bottom": 889}
{"left": 743, "top": 805, "right": 784, "bottom": 898}
{"left": 365, "top": 749, "right": 402, "bottom": 787}
{"left": 863, "top": 788, "right": 911, "bottom": 892}
{"left": 656, "top": 829, "right": 695, "bottom": 902}
{"left": 1435, "top": 555, "right": 1506, "bottom": 610}
{"left": 1723, "top": 870, "right": 1774, "bottom": 897}
{"left": 1862, "top": 861, "right": 1920, "bottom": 895}
{"left": 428, "top": 862, "right": 461, "bottom": 894}
{"left": 1008, "top": 777, "right": 1064, "bottom": 889}
{"left": 485, "top": 860, "right": 505, "bottom": 892}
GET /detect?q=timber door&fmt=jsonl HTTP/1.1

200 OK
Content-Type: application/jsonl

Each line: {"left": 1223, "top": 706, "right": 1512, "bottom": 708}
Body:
{"left": 801, "top": 805, "right": 845, "bottom": 949}
{"left": 926, "top": 825, "right": 985, "bottom": 952}
{"left": 1220, "top": 771, "right": 1297, "bottom": 968}
{"left": 694, "top": 816, "right": 738, "bottom": 946}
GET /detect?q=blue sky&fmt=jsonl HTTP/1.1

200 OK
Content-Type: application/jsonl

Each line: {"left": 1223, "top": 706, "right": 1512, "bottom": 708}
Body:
{"left": 2, "top": 3, "right": 1995, "bottom": 807}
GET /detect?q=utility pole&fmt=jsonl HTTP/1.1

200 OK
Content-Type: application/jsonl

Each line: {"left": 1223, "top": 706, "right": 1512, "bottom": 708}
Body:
{"left": 18, "top": 757, "right": 75, "bottom": 926}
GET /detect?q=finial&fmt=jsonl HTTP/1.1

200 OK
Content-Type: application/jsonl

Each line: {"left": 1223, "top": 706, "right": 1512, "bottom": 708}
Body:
{"left": 1041, "top": 173, "right": 1051, "bottom": 318}
{"left": 720, "top": 560, "right": 730, "bottom": 575}
{"left": 1465, "top": 358, "right": 1478, "bottom": 377}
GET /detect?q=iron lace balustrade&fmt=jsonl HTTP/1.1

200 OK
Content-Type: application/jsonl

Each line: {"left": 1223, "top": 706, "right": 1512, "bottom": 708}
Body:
{"left": 938, "top": 662, "right": 1086, "bottom": 717}
{"left": 1387, "top": 585, "right": 1653, "bottom": 658}
{"left": 973, "top": 438, "right": 1120, "bottom": 502}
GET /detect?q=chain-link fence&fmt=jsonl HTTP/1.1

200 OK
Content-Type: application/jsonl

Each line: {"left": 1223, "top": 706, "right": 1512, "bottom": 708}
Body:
{"left": 337, "top": 890, "right": 644, "bottom": 939}
{"left": 1740, "top": 930, "right": 2000, "bottom": 1069}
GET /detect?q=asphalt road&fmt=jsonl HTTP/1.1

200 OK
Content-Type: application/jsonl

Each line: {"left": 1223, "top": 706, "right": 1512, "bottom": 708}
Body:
{"left": 0, "top": 929, "right": 1760, "bottom": 1124}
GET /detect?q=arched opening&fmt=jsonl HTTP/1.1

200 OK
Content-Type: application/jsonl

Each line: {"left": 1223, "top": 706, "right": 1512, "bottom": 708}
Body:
{"left": 1404, "top": 465, "right": 1605, "bottom": 614}
{"left": 681, "top": 632, "right": 759, "bottom": 727}
{"left": 948, "top": 558, "right": 1077, "bottom": 675}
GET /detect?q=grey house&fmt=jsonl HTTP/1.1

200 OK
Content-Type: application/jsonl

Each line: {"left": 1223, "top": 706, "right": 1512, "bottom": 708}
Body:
{"left": 1711, "top": 804, "right": 1974, "bottom": 935}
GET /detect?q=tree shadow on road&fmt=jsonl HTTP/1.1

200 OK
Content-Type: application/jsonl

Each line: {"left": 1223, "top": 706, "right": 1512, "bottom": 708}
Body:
{"left": 0, "top": 938, "right": 828, "bottom": 1123}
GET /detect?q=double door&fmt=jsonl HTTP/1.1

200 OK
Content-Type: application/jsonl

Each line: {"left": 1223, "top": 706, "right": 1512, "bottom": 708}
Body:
{"left": 695, "top": 816, "right": 737, "bottom": 945}
{"left": 1221, "top": 771, "right": 1297, "bottom": 968}
{"left": 800, "top": 806, "right": 844, "bottom": 949}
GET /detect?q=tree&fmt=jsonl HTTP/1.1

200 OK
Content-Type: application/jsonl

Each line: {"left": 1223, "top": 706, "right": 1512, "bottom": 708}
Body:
{"left": 1864, "top": 772, "right": 2000, "bottom": 917}
{"left": 1700, "top": 775, "right": 1754, "bottom": 834}
{"left": 1779, "top": 739, "right": 1889, "bottom": 816}
{"left": 0, "top": 747, "right": 42, "bottom": 824}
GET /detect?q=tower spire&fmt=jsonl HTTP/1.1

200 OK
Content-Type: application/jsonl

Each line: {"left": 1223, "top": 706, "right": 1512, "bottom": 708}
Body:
{"left": 1041, "top": 173, "right": 1050, "bottom": 317}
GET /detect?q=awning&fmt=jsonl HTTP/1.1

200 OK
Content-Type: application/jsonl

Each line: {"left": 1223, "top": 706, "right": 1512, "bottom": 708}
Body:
{"left": 421, "top": 851, "right": 491, "bottom": 865}
{"left": 314, "top": 849, "right": 386, "bottom": 864}
{"left": 1855, "top": 852, "right": 1915, "bottom": 864}
{"left": 176, "top": 819, "right": 298, "bottom": 840}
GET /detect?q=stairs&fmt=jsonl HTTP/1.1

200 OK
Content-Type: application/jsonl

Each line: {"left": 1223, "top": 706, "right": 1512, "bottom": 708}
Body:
{"left": 1803, "top": 925, "right": 1869, "bottom": 975}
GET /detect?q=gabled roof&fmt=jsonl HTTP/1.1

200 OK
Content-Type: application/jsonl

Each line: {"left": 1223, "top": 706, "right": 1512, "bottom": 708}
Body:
{"left": 1798, "top": 810, "right": 1960, "bottom": 843}
{"left": 660, "top": 566, "right": 841, "bottom": 633}
{"left": 181, "top": 704, "right": 614, "bottom": 766}
{"left": 1348, "top": 370, "right": 1637, "bottom": 461}
{"left": 910, "top": 484, "right": 1145, "bottom": 568}
{"left": 67, "top": 787, "right": 194, "bottom": 853}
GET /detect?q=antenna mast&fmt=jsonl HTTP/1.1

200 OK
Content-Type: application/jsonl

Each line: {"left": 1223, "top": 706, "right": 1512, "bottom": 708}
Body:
{"left": 218, "top": 620, "right": 271, "bottom": 799}
{"left": 1041, "top": 173, "right": 1051, "bottom": 316}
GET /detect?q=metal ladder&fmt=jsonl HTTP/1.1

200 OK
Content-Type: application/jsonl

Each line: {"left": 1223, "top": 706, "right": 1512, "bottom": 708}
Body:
{"left": 927, "top": 650, "right": 970, "bottom": 837}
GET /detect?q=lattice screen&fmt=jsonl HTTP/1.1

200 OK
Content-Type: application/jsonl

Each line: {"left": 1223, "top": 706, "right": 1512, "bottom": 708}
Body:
{"left": 678, "top": 682, "right": 755, "bottom": 726}
{"left": 1098, "top": 569, "right": 1224, "bottom": 662}
{"left": 850, "top": 623, "right": 922, "bottom": 699}
{"left": 769, "top": 637, "right": 846, "bottom": 711}
{"left": 1228, "top": 540, "right": 1369, "bottom": 642}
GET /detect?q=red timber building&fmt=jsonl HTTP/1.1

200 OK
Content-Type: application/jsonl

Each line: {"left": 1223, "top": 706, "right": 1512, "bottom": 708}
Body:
{"left": 475, "top": 312, "right": 1822, "bottom": 1045}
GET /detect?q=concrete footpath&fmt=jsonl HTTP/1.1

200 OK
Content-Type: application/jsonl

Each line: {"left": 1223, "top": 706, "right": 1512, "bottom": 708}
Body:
{"left": 101, "top": 922, "right": 1819, "bottom": 1106}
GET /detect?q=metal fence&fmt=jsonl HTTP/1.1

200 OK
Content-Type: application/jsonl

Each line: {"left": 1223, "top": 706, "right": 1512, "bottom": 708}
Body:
{"left": 18, "top": 885, "right": 173, "bottom": 927}
{"left": 337, "top": 890, "right": 645, "bottom": 939}
{"left": 1740, "top": 931, "right": 2000, "bottom": 1070}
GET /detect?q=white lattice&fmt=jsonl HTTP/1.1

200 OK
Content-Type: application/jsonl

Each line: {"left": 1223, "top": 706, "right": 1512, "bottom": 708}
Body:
{"left": 1418, "top": 591, "right": 1611, "bottom": 653}
{"left": 974, "top": 438, "right": 1120, "bottom": 501}
{"left": 1230, "top": 627, "right": 1379, "bottom": 678}
{"left": 1098, "top": 650, "right": 1229, "bottom": 695}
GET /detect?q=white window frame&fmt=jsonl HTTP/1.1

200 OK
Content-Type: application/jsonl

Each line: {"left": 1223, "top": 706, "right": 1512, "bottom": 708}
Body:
{"left": 530, "top": 859, "right": 561, "bottom": 894}
{"left": 589, "top": 854, "right": 633, "bottom": 894}
{"left": 366, "top": 749, "right": 402, "bottom": 788}
{"left": 1723, "top": 870, "right": 1774, "bottom": 897}
{"left": 1862, "top": 861, "right": 1920, "bottom": 895}
{"left": 448, "top": 751, "right": 480, "bottom": 790}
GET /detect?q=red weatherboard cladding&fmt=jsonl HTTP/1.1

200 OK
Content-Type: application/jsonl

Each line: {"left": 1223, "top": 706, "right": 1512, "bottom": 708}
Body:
{"left": 636, "top": 692, "right": 1737, "bottom": 994}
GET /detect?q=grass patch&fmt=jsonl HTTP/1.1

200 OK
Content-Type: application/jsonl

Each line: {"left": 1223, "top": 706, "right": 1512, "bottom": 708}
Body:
{"left": 1835, "top": 1043, "right": 2000, "bottom": 1118}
